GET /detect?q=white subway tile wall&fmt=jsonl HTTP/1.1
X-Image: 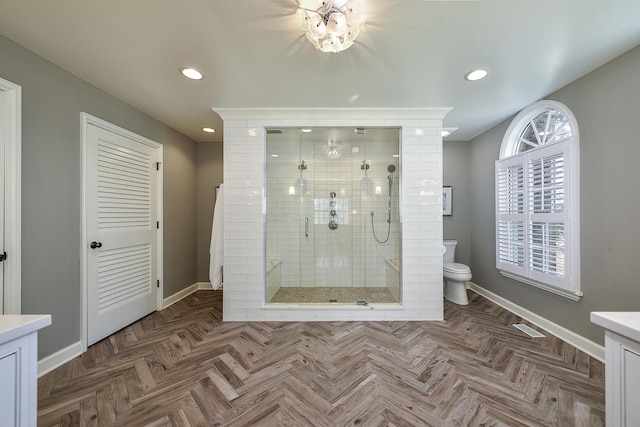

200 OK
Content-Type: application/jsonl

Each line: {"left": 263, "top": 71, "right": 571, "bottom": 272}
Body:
{"left": 217, "top": 109, "right": 448, "bottom": 321}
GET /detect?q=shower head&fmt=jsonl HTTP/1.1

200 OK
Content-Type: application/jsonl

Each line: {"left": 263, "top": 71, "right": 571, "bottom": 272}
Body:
{"left": 387, "top": 164, "right": 396, "bottom": 173}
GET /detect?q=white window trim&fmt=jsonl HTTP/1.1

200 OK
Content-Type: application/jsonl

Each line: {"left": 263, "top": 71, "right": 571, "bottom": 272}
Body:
{"left": 496, "top": 100, "right": 581, "bottom": 301}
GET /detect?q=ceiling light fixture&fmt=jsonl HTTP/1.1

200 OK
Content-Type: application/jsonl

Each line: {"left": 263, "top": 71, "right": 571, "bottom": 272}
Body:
{"left": 202, "top": 127, "right": 216, "bottom": 133}
{"left": 442, "top": 128, "right": 458, "bottom": 137}
{"left": 299, "top": 0, "right": 362, "bottom": 53}
{"left": 464, "top": 69, "right": 488, "bottom": 81}
{"left": 180, "top": 68, "right": 203, "bottom": 80}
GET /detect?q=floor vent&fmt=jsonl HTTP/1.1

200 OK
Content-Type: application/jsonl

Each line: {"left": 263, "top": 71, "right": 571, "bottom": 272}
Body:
{"left": 513, "top": 324, "right": 546, "bottom": 338}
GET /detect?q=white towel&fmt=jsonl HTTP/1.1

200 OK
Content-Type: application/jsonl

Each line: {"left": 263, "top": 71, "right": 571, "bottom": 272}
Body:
{"left": 209, "top": 184, "right": 224, "bottom": 290}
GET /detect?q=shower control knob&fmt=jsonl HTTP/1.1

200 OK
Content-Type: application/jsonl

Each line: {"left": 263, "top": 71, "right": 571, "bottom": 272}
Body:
{"left": 328, "top": 220, "right": 338, "bottom": 230}
{"left": 330, "top": 192, "right": 336, "bottom": 198}
{"left": 330, "top": 209, "right": 337, "bottom": 217}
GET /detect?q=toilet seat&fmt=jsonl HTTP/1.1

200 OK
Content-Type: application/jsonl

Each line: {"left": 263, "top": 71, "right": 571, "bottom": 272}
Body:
{"left": 444, "top": 262, "right": 471, "bottom": 274}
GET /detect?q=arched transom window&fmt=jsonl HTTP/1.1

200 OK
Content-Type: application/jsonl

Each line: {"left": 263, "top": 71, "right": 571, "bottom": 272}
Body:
{"left": 496, "top": 100, "right": 581, "bottom": 300}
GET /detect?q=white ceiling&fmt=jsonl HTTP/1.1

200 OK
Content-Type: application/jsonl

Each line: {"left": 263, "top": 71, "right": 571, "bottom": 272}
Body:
{"left": 1, "top": 0, "right": 639, "bottom": 143}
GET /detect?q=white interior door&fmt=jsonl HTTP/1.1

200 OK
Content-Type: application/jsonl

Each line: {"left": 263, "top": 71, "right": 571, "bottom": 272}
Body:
{"left": 85, "top": 120, "right": 160, "bottom": 346}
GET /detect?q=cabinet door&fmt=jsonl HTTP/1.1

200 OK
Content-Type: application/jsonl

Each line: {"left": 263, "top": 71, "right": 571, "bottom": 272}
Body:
{"left": 623, "top": 347, "right": 640, "bottom": 426}
{"left": 0, "top": 349, "right": 18, "bottom": 426}
{"left": 0, "top": 334, "right": 34, "bottom": 427}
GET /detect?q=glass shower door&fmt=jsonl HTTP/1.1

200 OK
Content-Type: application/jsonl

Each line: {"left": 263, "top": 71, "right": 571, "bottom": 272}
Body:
{"left": 266, "top": 127, "right": 400, "bottom": 305}
{"left": 300, "top": 129, "right": 362, "bottom": 304}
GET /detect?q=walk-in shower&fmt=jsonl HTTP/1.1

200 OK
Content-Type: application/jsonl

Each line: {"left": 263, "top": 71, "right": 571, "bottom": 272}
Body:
{"left": 265, "top": 127, "right": 401, "bottom": 305}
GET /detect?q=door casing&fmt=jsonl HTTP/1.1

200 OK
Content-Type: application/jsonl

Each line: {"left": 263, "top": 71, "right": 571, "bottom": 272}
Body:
{"left": 0, "top": 77, "right": 21, "bottom": 315}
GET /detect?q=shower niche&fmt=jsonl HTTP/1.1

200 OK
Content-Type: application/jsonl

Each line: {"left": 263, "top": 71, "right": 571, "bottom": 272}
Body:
{"left": 265, "top": 127, "right": 401, "bottom": 305}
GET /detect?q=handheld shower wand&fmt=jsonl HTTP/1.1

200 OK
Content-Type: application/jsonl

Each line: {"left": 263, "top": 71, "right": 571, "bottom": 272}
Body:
{"left": 371, "top": 164, "right": 396, "bottom": 243}
{"left": 386, "top": 165, "right": 395, "bottom": 222}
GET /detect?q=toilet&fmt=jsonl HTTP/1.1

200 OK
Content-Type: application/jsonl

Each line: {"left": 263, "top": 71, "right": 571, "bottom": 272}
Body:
{"left": 443, "top": 240, "right": 472, "bottom": 305}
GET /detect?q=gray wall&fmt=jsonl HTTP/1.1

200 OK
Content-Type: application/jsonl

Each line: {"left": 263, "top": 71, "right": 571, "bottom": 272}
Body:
{"left": 468, "top": 43, "right": 640, "bottom": 345}
{"left": 443, "top": 141, "right": 471, "bottom": 266}
{"left": 0, "top": 35, "right": 198, "bottom": 358}
{"left": 196, "top": 142, "right": 224, "bottom": 282}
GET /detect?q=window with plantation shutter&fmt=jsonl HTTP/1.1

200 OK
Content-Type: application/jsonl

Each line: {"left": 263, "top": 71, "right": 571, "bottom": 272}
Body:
{"left": 496, "top": 101, "right": 581, "bottom": 300}
{"left": 497, "top": 161, "right": 525, "bottom": 273}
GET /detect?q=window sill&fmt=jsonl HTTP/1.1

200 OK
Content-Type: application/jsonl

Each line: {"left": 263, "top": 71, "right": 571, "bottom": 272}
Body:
{"left": 499, "top": 270, "right": 583, "bottom": 301}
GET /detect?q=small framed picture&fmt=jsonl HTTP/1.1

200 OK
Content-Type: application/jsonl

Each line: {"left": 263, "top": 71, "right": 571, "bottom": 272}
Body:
{"left": 442, "top": 186, "right": 452, "bottom": 216}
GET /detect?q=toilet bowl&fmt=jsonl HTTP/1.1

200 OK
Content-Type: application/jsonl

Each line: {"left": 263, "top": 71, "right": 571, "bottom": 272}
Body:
{"left": 443, "top": 240, "right": 472, "bottom": 305}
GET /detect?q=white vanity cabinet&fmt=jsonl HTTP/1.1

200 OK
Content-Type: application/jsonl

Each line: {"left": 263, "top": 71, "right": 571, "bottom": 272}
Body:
{"left": 0, "top": 315, "right": 51, "bottom": 427}
{"left": 591, "top": 312, "right": 640, "bottom": 427}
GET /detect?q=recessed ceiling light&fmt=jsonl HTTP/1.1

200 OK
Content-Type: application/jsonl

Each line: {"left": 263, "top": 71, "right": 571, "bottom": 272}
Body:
{"left": 270, "top": 154, "right": 279, "bottom": 157}
{"left": 180, "top": 68, "right": 203, "bottom": 80}
{"left": 464, "top": 69, "right": 488, "bottom": 81}
{"left": 442, "top": 128, "right": 458, "bottom": 137}
{"left": 202, "top": 127, "right": 215, "bottom": 133}
{"left": 301, "top": 129, "right": 312, "bottom": 133}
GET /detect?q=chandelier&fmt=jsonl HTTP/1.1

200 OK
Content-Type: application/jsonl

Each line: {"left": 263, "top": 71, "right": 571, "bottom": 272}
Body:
{"left": 299, "top": 0, "right": 362, "bottom": 53}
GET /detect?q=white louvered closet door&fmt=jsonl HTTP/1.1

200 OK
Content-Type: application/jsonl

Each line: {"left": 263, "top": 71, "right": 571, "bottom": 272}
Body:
{"left": 86, "top": 123, "right": 158, "bottom": 346}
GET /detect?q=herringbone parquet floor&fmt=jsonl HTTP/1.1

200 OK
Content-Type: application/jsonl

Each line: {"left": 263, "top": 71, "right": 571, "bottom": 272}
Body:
{"left": 37, "top": 290, "right": 605, "bottom": 426}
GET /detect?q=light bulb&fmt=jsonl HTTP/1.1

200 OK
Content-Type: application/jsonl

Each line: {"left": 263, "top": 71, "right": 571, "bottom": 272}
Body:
{"left": 308, "top": 14, "right": 327, "bottom": 39}
{"left": 180, "top": 68, "right": 203, "bottom": 80}
{"left": 465, "top": 69, "right": 489, "bottom": 81}
{"left": 313, "top": 0, "right": 334, "bottom": 14}
{"left": 322, "top": 37, "right": 342, "bottom": 53}
{"left": 327, "top": 12, "right": 347, "bottom": 36}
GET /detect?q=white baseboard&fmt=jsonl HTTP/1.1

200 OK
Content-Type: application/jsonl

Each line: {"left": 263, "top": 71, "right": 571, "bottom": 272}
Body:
{"left": 38, "top": 341, "right": 83, "bottom": 377}
{"left": 196, "top": 281, "right": 214, "bottom": 290}
{"left": 163, "top": 282, "right": 214, "bottom": 308}
{"left": 468, "top": 282, "right": 605, "bottom": 362}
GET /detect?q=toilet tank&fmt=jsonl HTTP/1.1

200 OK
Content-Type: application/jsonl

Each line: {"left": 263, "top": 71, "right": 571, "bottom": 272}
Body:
{"left": 443, "top": 240, "right": 458, "bottom": 264}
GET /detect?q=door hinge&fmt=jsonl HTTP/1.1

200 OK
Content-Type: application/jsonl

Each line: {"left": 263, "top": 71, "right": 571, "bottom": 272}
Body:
{"left": 156, "top": 162, "right": 161, "bottom": 171}
{"left": 0, "top": 252, "right": 6, "bottom": 262}
{"left": 156, "top": 221, "right": 160, "bottom": 229}
{"left": 157, "top": 280, "right": 160, "bottom": 288}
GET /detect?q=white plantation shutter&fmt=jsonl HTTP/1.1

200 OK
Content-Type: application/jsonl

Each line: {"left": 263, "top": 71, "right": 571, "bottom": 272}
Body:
{"left": 496, "top": 144, "right": 571, "bottom": 290}
{"left": 496, "top": 100, "right": 580, "bottom": 299}
{"left": 528, "top": 145, "right": 567, "bottom": 288}
{"left": 496, "top": 159, "right": 526, "bottom": 275}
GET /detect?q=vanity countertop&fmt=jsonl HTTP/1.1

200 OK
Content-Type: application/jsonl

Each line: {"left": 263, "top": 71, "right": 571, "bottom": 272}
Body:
{"left": 0, "top": 314, "right": 52, "bottom": 344}
{"left": 591, "top": 312, "right": 640, "bottom": 343}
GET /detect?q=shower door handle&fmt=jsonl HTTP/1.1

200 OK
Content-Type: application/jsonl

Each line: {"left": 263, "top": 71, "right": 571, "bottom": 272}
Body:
{"left": 304, "top": 217, "right": 309, "bottom": 237}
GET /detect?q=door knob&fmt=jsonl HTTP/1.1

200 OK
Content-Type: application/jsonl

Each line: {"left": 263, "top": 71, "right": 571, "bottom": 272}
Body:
{"left": 90, "top": 241, "right": 103, "bottom": 249}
